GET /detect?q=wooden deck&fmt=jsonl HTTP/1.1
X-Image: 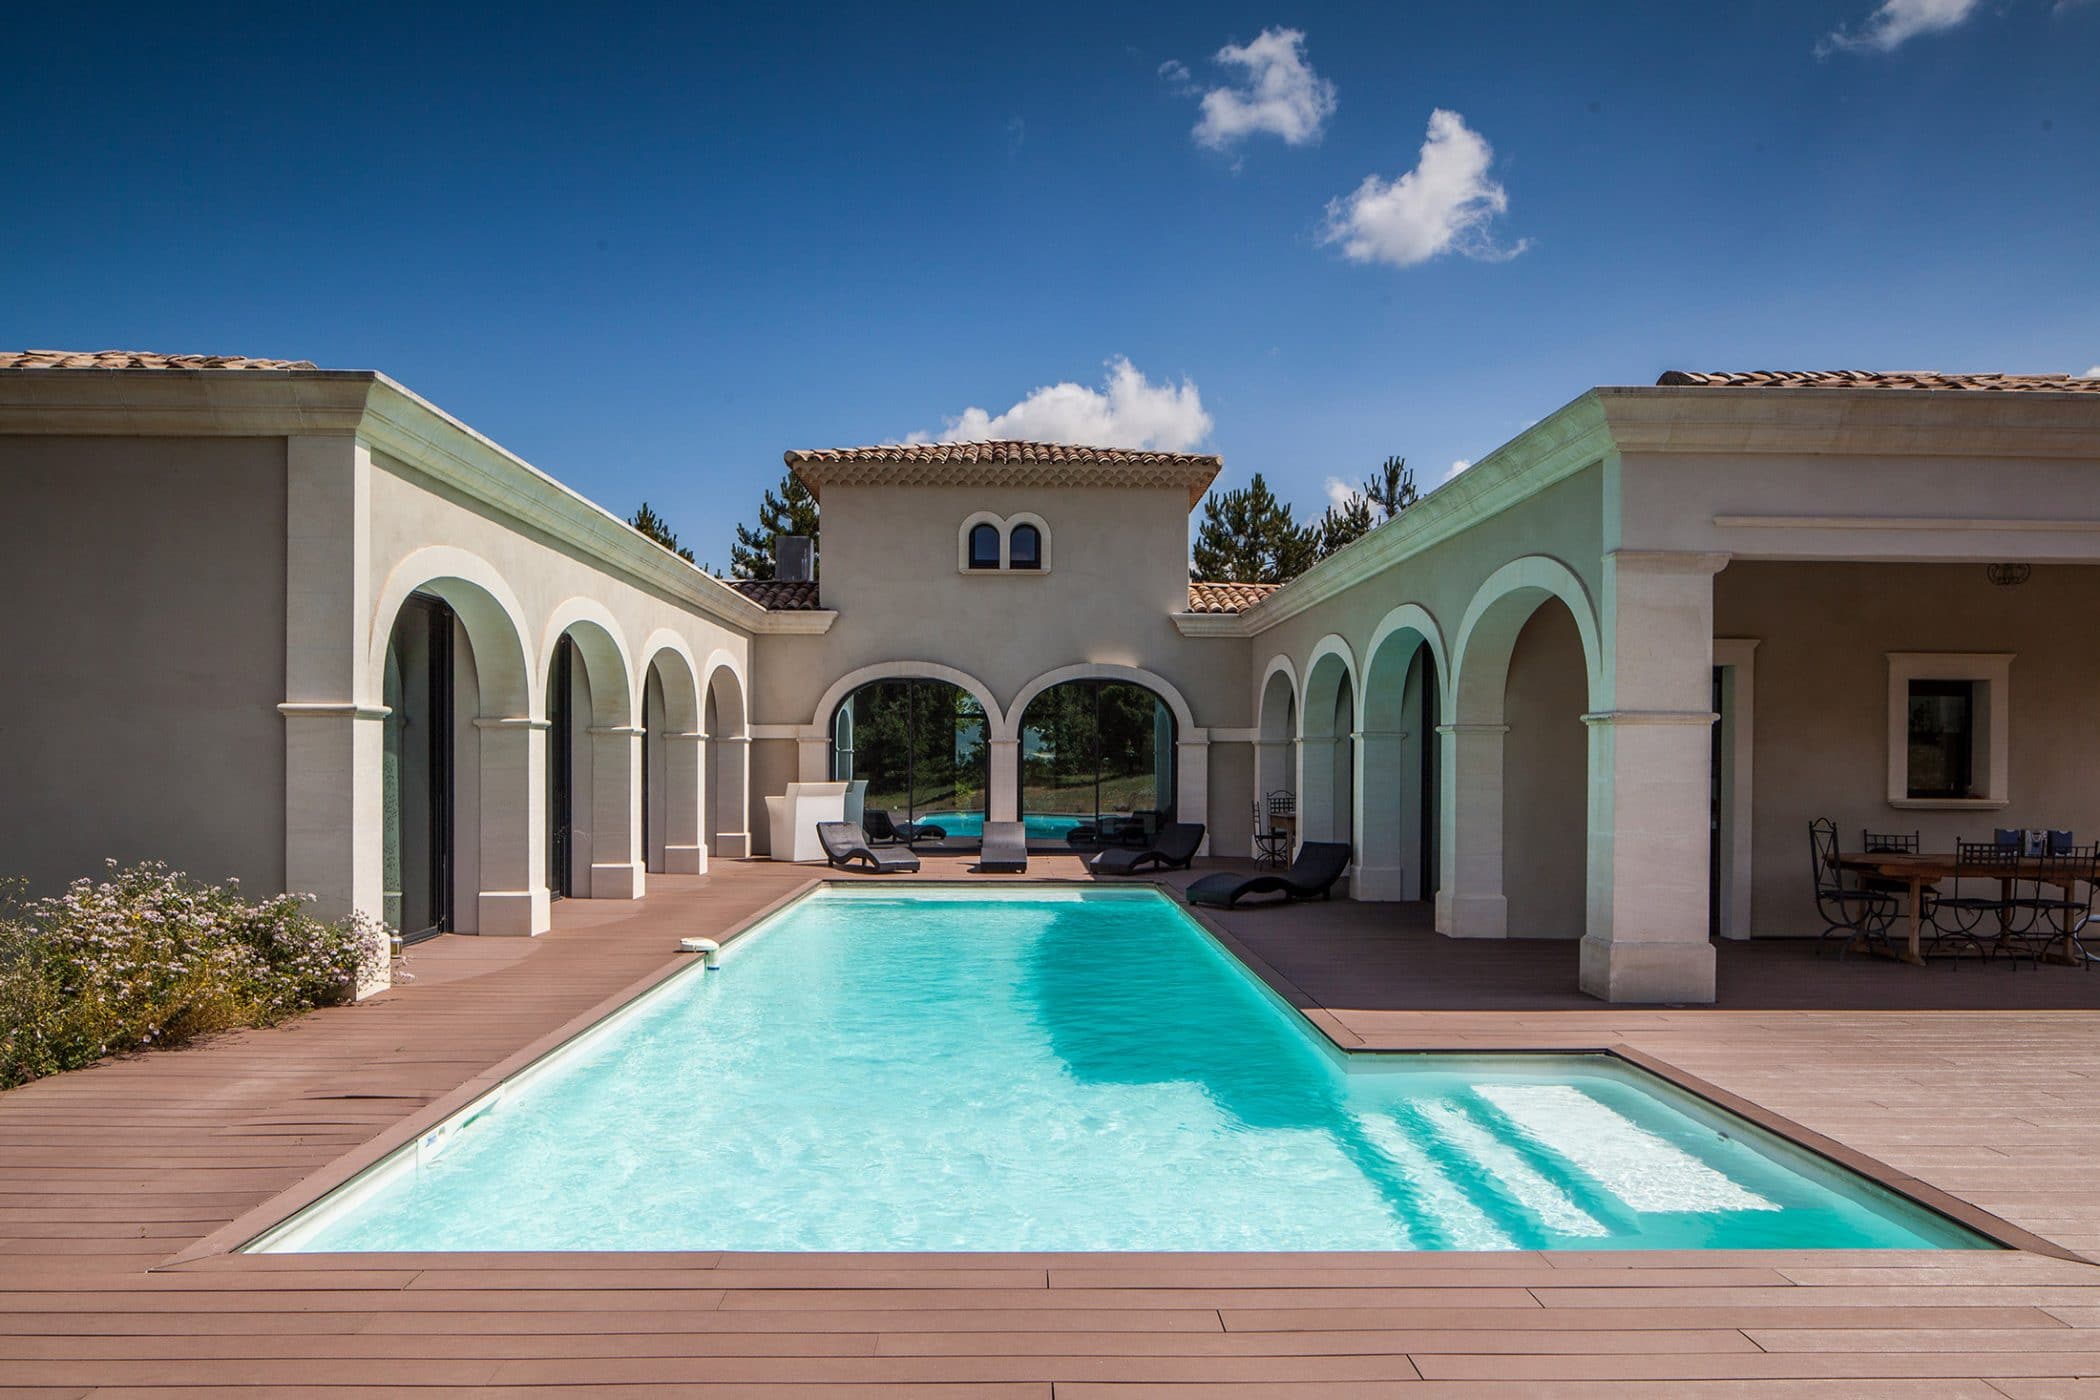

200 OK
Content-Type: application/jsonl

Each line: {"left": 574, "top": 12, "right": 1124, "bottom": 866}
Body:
{"left": 5, "top": 856, "right": 2100, "bottom": 1396}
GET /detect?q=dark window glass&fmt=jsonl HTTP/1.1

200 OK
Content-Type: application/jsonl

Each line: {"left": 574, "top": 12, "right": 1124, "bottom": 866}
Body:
{"left": 1009, "top": 523, "right": 1041, "bottom": 570}
{"left": 1907, "top": 679, "right": 1976, "bottom": 799}
{"left": 968, "top": 522, "right": 1001, "bottom": 570}
{"left": 1019, "top": 680, "right": 1175, "bottom": 846}
{"left": 832, "top": 679, "right": 988, "bottom": 824}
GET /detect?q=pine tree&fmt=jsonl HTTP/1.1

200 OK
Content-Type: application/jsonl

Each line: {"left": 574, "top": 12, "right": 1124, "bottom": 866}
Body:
{"left": 728, "top": 470, "right": 821, "bottom": 580}
{"left": 627, "top": 501, "right": 695, "bottom": 563}
{"left": 1189, "top": 472, "right": 1317, "bottom": 584}
{"left": 1312, "top": 455, "right": 1420, "bottom": 560}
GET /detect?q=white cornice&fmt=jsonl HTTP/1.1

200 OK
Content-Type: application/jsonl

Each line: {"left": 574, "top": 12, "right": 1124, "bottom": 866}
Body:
{"left": 358, "top": 376, "right": 769, "bottom": 633}
{"left": 1235, "top": 392, "right": 1614, "bottom": 634}
{"left": 1170, "top": 610, "right": 1256, "bottom": 638}
{"left": 1596, "top": 386, "right": 2100, "bottom": 458}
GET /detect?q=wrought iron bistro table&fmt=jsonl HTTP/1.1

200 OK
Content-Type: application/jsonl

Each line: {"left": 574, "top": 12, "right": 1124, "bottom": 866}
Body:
{"left": 1833, "top": 850, "right": 2091, "bottom": 966}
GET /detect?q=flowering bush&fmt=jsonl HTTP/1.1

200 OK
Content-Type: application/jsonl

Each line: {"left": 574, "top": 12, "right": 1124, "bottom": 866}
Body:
{"left": 0, "top": 862, "right": 389, "bottom": 1089}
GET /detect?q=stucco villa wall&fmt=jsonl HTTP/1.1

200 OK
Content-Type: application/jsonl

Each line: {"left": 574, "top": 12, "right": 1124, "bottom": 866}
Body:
{"left": 0, "top": 436, "right": 288, "bottom": 894}
{"left": 366, "top": 454, "right": 753, "bottom": 715}
{"left": 749, "top": 479, "right": 1254, "bottom": 853}
{"left": 1715, "top": 560, "right": 2100, "bottom": 937}
{"left": 1251, "top": 466, "right": 1605, "bottom": 696}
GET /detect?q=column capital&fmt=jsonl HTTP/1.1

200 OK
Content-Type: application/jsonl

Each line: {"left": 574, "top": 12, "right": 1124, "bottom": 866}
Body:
{"left": 1436, "top": 722, "right": 1510, "bottom": 736}
{"left": 709, "top": 733, "right": 753, "bottom": 745}
{"left": 587, "top": 725, "right": 646, "bottom": 738}
{"left": 1581, "top": 709, "right": 1718, "bottom": 727}
{"left": 473, "top": 715, "right": 550, "bottom": 732}
{"left": 1353, "top": 728, "right": 1408, "bottom": 741}
{"left": 1605, "top": 548, "right": 1732, "bottom": 576}
{"left": 278, "top": 701, "right": 390, "bottom": 721}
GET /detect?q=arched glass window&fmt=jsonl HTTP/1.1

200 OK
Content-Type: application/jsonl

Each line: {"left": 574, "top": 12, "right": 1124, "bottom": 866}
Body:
{"left": 1008, "top": 522, "right": 1041, "bottom": 570}
{"left": 1019, "top": 680, "right": 1175, "bottom": 848}
{"left": 830, "top": 679, "right": 990, "bottom": 835}
{"left": 967, "top": 522, "right": 1001, "bottom": 570}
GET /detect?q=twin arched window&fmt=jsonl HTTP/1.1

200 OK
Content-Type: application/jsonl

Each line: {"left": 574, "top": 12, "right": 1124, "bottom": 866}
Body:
{"left": 958, "top": 514, "right": 1051, "bottom": 573}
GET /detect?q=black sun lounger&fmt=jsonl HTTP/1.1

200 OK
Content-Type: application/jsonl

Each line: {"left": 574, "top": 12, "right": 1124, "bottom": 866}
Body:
{"left": 1089, "top": 822, "right": 1205, "bottom": 876}
{"left": 1185, "top": 841, "right": 1349, "bottom": 909}
{"left": 976, "top": 821, "right": 1028, "bottom": 874}
{"left": 866, "top": 810, "right": 947, "bottom": 847}
{"left": 816, "top": 821, "right": 921, "bottom": 874}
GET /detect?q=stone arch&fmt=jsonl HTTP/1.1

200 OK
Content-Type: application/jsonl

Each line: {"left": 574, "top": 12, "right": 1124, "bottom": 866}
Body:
{"left": 1253, "top": 655, "right": 1299, "bottom": 855}
{"left": 363, "top": 546, "right": 543, "bottom": 938}
{"left": 639, "top": 632, "right": 705, "bottom": 876}
{"left": 1008, "top": 662, "right": 1202, "bottom": 850}
{"left": 810, "top": 660, "right": 996, "bottom": 737}
{"left": 540, "top": 599, "right": 640, "bottom": 901}
{"left": 1003, "top": 662, "right": 1197, "bottom": 744}
{"left": 703, "top": 652, "right": 752, "bottom": 858}
{"left": 1297, "top": 636, "right": 1357, "bottom": 855}
{"left": 1356, "top": 604, "right": 1449, "bottom": 902}
{"left": 1439, "top": 555, "right": 1602, "bottom": 940}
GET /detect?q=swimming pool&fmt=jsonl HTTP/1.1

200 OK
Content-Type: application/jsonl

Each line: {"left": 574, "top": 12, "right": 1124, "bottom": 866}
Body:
{"left": 251, "top": 887, "right": 1986, "bottom": 1253}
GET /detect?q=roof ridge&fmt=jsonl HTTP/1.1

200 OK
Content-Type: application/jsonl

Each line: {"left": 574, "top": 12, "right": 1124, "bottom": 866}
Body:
{"left": 1658, "top": 369, "right": 2100, "bottom": 393}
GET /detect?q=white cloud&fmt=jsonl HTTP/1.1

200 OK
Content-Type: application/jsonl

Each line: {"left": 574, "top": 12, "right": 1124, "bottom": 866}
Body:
{"left": 1443, "top": 458, "right": 1472, "bottom": 483}
{"left": 1158, "top": 58, "right": 1193, "bottom": 93}
{"left": 1323, "top": 475, "right": 1359, "bottom": 509}
{"left": 1819, "top": 0, "right": 1981, "bottom": 55}
{"left": 1183, "top": 27, "right": 1337, "bottom": 150}
{"left": 914, "top": 357, "right": 1213, "bottom": 452}
{"left": 1320, "top": 110, "right": 1527, "bottom": 269}
{"left": 2084, "top": 365, "right": 2100, "bottom": 377}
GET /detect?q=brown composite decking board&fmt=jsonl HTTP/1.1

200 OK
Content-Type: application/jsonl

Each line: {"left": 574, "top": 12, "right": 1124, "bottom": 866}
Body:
{"left": 0, "top": 859, "right": 2098, "bottom": 1393}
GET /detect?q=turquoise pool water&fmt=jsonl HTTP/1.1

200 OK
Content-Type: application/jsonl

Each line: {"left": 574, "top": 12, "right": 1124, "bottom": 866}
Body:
{"left": 253, "top": 888, "right": 1986, "bottom": 1253}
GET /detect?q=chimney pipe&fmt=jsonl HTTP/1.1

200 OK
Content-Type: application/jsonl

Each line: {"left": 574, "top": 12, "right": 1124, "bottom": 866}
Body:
{"left": 774, "top": 534, "right": 814, "bottom": 582}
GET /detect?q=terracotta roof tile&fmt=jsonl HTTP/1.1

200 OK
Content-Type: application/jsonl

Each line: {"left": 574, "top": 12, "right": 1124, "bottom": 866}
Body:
{"left": 1186, "top": 579, "right": 1279, "bottom": 614}
{"left": 727, "top": 578, "right": 819, "bottom": 610}
{"left": 785, "top": 440, "right": 1223, "bottom": 507}
{"left": 0, "top": 349, "right": 320, "bottom": 371}
{"left": 1657, "top": 369, "right": 2100, "bottom": 393}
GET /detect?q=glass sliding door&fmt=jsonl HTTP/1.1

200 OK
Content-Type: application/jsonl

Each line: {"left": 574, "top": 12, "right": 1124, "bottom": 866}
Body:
{"left": 1019, "top": 680, "right": 1175, "bottom": 848}
{"left": 381, "top": 594, "right": 454, "bottom": 943}
{"left": 829, "top": 679, "right": 989, "bottom": 836}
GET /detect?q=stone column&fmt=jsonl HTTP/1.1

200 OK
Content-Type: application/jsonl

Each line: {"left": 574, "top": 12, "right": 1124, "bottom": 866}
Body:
{"left": 988, "top": 737, "right": 1020, "bottom": 823}
{"left": 587, "top": 725, "right": 645, "bottom": 900}
{"left": 661, "top": 730, "right": 707, "bottom": 875}
{"left": 1174, "top": 734, "right": 1210, "bottom": 853}
{"left": 281, "top": 436, "right": 375, "bottom": 930}
{"left": 1351, "top": 728, "right": 1407, "bottom": 901}
{"left": 472, "top": 716, "right": 549, "bottom": 935}
{"left": 710, "top": 734, "right": 751, "bottom": 859}
{"left": 796, "top": 734, "right": 830, "bottom": 784}
{"left": 1434, "top": 722, "right": 1511, "bottom": 938}
{"left": 1295, "top": 734, "right": 1340, "bottom": 847}
{"left": 1578, "top": 551, "right": 1728, "bottom": 1004}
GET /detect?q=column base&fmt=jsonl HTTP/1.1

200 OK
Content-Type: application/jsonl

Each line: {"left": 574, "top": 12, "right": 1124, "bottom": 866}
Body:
{"left": 589, "top": 862, "right": 646, "bottom": 900}
{"left": 478, "top": 888, "right": 551, "bottom": 937}
{"left": 664, "top": 844, "right": 708, "bottom": 875}
{"left": 713, "top": 831, "right": 751, "bottom": 860}
{"left": 1436, "top": 891, "right": 1508, "bottom": 939}
{"left": 1579, "top": 934, "right": 1716, "bottom": 1004}
{"left": 1351, "top": 861, "right": 1405, "bottom": 902}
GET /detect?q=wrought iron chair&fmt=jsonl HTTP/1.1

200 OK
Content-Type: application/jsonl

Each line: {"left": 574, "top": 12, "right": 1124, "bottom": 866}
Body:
{"left": 1251, "top": 800, "right": 1290, "bottom": 868}
{"left": 1809, "top": 818, "right": 1895, "bottom": 959}
{"left": 1925, "top": 839, "right": 2023, "bottom": 965}
{"left": 2006, "top": 843, "right": 2098, "bottom": 969}
{"left": 1861, "top": 828, "right": 1936, "bottom": 921}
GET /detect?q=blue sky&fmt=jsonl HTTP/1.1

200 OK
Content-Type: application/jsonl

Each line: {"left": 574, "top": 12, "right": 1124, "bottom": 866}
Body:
{"left": 4, "top": 2, "right": 2096, "bottom": 565}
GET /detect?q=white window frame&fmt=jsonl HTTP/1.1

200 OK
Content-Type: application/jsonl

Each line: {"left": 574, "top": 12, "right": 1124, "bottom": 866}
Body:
{"left": 954, "top": 511, "right": 1053, "bottom": 575}
{"left": 1885, "top": 652, "right": 2013, "bottom": 810}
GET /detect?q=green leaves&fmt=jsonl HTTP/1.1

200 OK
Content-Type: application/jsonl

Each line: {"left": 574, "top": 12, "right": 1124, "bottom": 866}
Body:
{"left": 729, "top": 471, "right": 820, "bottom": 580}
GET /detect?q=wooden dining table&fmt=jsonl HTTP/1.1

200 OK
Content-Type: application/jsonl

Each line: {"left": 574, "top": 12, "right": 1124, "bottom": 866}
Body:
{"left": 1832, "top": 850, "right": 2090, "bottom": 966}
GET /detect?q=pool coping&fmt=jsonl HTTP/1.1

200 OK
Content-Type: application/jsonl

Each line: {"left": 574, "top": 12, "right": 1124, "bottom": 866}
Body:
{"left": 162, "top": 876, "right": 2079, "bottom": 1270}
